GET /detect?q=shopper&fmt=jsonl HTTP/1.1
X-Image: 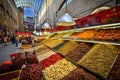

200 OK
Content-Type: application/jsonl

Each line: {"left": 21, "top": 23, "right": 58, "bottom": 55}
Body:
{"left": 3, "top": 36, "right": 8, "bottom": 46}
{"left": 12, "top": 34, "right": 16, "bottom": 43}
{"left": 15, "top": 35, "right": 19, "bottom": 47}
{"left": 1, "top": 36, "right": 4, "bottom": 47}
{"left": 31, "top": 35, "right": 34, "bottom": 47}
{"left": 0, "top": 35, "right": 3, "bottom": 44}
{"left": 18, "top": 38, "right": 22, "bottom": 48}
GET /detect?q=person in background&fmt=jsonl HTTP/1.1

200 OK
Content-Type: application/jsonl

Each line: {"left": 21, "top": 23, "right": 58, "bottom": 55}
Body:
{"left": 15, "top": 35, "right": 19, "bottom": 47}
{"left": 18, "top": 37, "right": 22, "bottom": 48}
{"left": 11, "top": 34, "right": 16, "bottom": 43}
{"left": 31, "top": 35, "right": 34, "bottom": 47}
{"left": 0, "top": 32, "right": 2, "bottom": 44}
{"left": 0, "top": 32, "right": 4, "bottom": 47}
{"left": 0, "top": 35, "right": 3, "bottom": 45}
{"left": 26, "top": 36, "right": 31, "bottom": 44}
{"left": 3, "top": 36, "right": 8, "bottom": 46}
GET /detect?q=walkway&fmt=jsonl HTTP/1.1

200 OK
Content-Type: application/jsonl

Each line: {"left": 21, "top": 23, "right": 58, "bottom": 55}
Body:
{"left": 0, "top": 42, "right": 18, "bottom": 64}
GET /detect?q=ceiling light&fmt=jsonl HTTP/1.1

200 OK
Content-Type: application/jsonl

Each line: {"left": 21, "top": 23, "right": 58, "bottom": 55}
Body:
{"left": 57, "top": 0, "right": 76, "bottom": 26}
{"left": 57, "top": 13, "right": 76, "bottom": 26}
{"left": 42, "top": 22, "right": 51, "bottom": 29}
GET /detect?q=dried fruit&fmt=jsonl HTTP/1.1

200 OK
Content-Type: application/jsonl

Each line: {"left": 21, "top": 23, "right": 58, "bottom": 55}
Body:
{"left": 40, "top": 54, "right": 62, "bottom": 70}
{"left": 76, "top": 29, "right": 96, "bottom": 40}
{"left": 43, "top": 59, "right": 76, "bottom": 80}
{"left": 45, "top": 39, "right": 64, "bottom": 48}
{"left": 65, "top": 43, "right": 93, "bottom": 62}
{"left": 43, "top": 39, "right": 54, "bottom": 44}
{"left": 58, "top": 41, "right": 78, "bottom": 55}
{"left": 37, "top": 51, "right": 55, "bottom": 61}
{"left": 12, "top": 56, "right": 25, "bottom": 70}
{"left": 0, "top": 70, "right": 20, "bottom": 80}
{"left": 46, "top": 33, "right": 57, "bottom": 38}
{"left": 53, "top": 33, "right": 65, "bottom": 38}
{"left": 78, "top": 44, "right": 119, "bottom": 78}
{"left": 20, "top": 64, "right": 43, "bottom": 80}
{"left": 0, "top": 64, "right": 11, "bottom": 74}
{"left": 21, "top": 44, "right": 32, "bottom": 49}
{"left": 94, "top": 28, "right": 120, "bottom": 40}
{"left": 62, "top": 32, "right": 74, "bottom": 38}
{"left": 107, "top": 54, "right": 120, "bottom": 80}
{"left": 35, "top": 44, "right": 48, "bottom": 52}
{"left": 27, "top": 54, "right": 38, "bottom": 64}
{"left": 36, "top": 45, "right": 51, "bottom": 56}
{"left": 70, "top": 32, "right": 80, "bottom": 38}
{"left": 62, "top": 68, "right": 99, "bottom": 80}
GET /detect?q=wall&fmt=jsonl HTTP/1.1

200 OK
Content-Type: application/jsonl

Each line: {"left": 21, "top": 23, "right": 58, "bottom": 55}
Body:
{"left": 58, "top": 0, "right": 116, "bottom": 20}
{"left": 18, "top": 8, "right": 24, "bottom": 31}
{"left": 0, "top": 0, "right": 18, "bottom": 32}
{"left": 38, "top": 0, "right": 65, "bottom": 28}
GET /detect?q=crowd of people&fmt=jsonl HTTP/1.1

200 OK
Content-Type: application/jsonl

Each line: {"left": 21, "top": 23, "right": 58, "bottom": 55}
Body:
{"left": 0, "top": 30, "right": 15, "bottom": 47}
{"left": 0, "top": 30, "right": 34, "bottom": 48}
{"left": 15, "top": 34, "right": 34, "bottom": 48}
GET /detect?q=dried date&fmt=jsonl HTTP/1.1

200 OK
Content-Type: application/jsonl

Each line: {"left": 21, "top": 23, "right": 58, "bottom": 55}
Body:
{"left": 20, "top": 64, "right": 43, "bottom": 80}
{"left": 62, "top": 68, "right": 99, "bottom": 80}
{"left": 107, "top": 54, "right": 120, "bottom": 80}
{"left": 65, "top": 43, "right": 93, "bottom": 62}
{"left": 0, "top": 71, "right": 19, "bottom": 80}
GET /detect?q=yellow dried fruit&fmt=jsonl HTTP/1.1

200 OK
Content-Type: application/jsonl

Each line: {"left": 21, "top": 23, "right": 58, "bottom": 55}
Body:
{"left": 53, "top": 33, "right": 65, "bottom": 38}
{"left": 58, "top": 41, "right": 78, "bottom": 55}
{"left": 45, "top": 39, "right": 64, "bottom": 48}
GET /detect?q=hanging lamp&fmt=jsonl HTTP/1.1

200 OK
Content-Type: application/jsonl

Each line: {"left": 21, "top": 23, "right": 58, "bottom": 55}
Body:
{"left": 42, "top": 0, "right": 51, "bottom": 29}
{"left": 57, "top": 0, "right": 76, "bottom": 26}
{"left": 42, "top": 22, "right": 50, "bottom": 28}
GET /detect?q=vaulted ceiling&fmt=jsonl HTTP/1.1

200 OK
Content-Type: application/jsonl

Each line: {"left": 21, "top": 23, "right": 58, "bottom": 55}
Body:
{"left": 14, "top": 0, "right": 44, "bottom": 14}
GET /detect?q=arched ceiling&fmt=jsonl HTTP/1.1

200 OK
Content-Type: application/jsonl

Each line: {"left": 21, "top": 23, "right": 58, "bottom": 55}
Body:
{"left": 14, "top": 0, "right": 44, "bottom": 14}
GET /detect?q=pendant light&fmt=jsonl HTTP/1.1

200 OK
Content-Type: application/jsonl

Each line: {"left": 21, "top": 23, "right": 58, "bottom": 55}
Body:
{"left": 42, "top": 0, "right": 50, "bottom": 29}
{"left": 57, "top": 0, "right": 76, "bottom": 26}
{"left": 42, "top": 22, "right": 50, "bottom": 28}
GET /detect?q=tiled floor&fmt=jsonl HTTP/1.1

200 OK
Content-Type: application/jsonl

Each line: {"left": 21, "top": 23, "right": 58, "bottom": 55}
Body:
{"left": 0, "top": 42, "right": 18, "bottom": 64}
